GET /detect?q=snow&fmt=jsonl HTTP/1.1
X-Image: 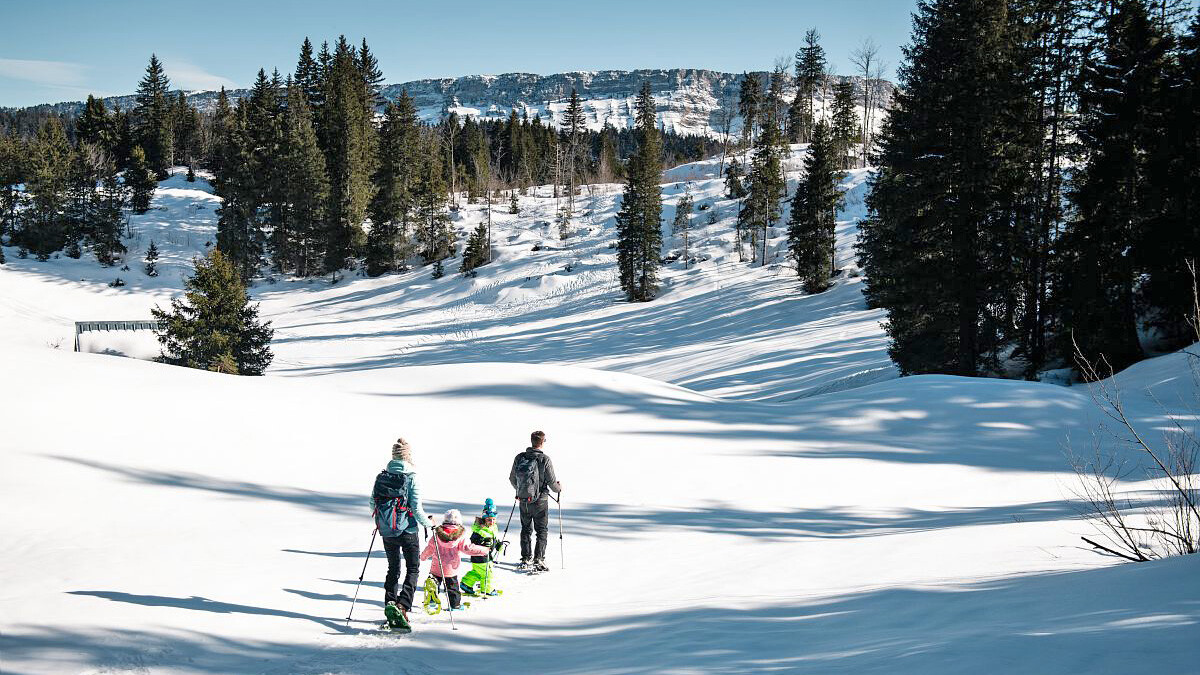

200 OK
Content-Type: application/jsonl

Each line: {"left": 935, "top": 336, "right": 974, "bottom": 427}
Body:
{"left": 434, "top": 89, "right": 881, "bottom": 141}
{"left": 433, "top": 90, "right": 719, "bottom": 137}
{"left": 0, "top": 155, "right": 1197, "bottom": 674}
